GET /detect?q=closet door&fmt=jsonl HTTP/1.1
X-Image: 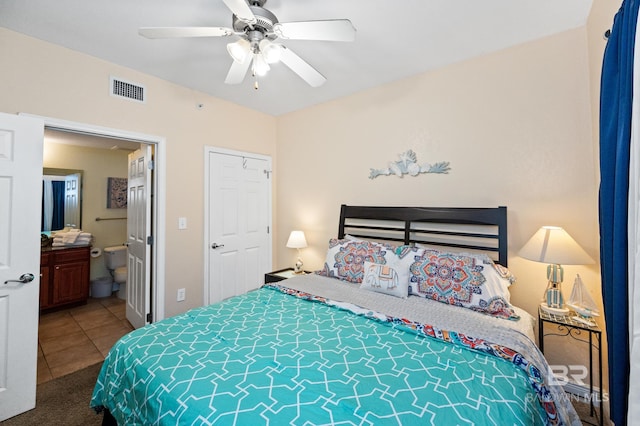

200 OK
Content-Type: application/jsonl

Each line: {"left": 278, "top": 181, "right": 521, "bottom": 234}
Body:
{"left": 206, "top": 149, "right": 272, "bottom": 305}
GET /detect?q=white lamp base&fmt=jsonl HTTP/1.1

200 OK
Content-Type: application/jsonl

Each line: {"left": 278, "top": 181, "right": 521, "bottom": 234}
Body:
{"left": 540, "top": 303, "right": 570, "bottom": 315}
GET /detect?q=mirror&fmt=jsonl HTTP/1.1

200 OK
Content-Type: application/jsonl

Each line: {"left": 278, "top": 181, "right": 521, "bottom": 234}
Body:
{"left": 42, "top": 168, "right": 83, "bottom": 232}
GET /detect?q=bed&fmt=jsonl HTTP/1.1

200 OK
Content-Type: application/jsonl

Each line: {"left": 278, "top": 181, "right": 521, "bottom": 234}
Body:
{"left": 91, "top": 205, "right": 580, "bottom": 425}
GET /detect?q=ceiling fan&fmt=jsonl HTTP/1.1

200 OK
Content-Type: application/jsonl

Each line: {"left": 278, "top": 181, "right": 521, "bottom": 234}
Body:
{"left": 139, "top": 0, "right": 356, "bottom": 89}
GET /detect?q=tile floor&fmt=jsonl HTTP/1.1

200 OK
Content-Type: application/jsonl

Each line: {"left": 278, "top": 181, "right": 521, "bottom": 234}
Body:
{"left": 37, "top": 295, "right": 133, "bottom": 385}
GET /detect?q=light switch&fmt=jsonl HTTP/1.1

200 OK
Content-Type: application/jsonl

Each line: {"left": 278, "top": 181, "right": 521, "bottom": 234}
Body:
{"left": 178, "top": 217, "right": 187, "bottom": 230}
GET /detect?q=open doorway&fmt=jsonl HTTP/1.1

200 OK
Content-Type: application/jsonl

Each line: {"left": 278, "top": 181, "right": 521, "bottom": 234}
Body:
{"left": 33, "top": 114, "right": 167, "bottom": 324}
{"left": 44, "top": 129, "right": 137, "bottom": 278}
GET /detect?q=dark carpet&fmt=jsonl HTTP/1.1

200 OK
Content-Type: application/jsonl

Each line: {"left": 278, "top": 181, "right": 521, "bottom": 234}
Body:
{"left": 2, "top": 363, "right": 103, "bottom": 426}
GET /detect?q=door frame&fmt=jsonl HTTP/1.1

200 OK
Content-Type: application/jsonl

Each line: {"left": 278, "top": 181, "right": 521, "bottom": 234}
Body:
{"left": 203, "top": 146, "right": 273, "bottom": 306}
{"left": 21, "top": 113, "right": 167, "bottom": 322}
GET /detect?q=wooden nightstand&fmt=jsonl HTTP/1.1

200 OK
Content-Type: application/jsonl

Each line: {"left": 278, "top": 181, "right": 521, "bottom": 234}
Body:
{"left": 264, "top": 268, "right": 308, "bottom": 284}
{"left": 538, "top": 307, "right": 603, "bottom": 425}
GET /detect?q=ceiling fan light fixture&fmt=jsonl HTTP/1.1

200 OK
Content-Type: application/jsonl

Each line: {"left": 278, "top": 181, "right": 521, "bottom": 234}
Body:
{"left": 259, "top": 39, "right": 283, "bottom": 64}
{"left": 252, "top": 53, "right": 270, "bottom": 76}
{"left": 139, "top": 0, "right": 356, "bottom": 89}
{"left": 226, "top": 38, "right": 251, "bottom": 63}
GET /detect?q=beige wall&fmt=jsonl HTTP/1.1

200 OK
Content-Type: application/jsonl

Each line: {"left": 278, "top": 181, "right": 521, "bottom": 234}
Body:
{"left": 276, "top": 27, "right": 599, "bottom": 317}
{"left": 43, "top": 140, "right": 130, "bottom": 281}
{"left": 0, "top": 28, "right": 277, "bottom": 317}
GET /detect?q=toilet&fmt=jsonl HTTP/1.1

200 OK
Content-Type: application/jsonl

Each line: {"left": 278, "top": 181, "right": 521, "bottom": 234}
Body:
{"left": 104, "top": 245, "right": 127, "bottom": 300}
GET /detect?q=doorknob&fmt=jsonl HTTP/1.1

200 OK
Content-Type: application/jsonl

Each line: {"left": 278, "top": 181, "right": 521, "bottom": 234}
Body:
{"left": 4, "top": 273, "right": 35, "bottom": 285}
{"left": 211, "top": 243, "right": 225, "bottom": 249}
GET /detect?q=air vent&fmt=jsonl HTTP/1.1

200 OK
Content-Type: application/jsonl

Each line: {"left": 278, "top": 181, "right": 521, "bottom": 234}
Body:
{"left": 110, "top": 76, "right": 145, "bottom": 103}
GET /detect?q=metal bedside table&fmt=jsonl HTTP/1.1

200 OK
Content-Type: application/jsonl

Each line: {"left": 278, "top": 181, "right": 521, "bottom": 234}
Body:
{"left": 538, "top": 307, "right": 603, "bottom": 425}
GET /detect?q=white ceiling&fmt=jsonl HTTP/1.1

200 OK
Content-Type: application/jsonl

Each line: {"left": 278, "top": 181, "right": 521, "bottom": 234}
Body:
{"left": 1, "top": 0, "right": 592, "bottom": 116}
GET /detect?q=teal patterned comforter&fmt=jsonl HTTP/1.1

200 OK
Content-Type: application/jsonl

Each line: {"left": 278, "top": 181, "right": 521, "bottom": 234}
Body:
{"left": 91, "top": 285, "right": 552, "bottom": 425}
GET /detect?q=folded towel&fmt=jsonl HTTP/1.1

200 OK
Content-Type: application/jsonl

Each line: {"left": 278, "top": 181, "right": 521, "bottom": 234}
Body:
{"left": 51, "top": 230, "right": 93, "bottom": 247}
{"left": 62, "top": 232, "right": 79, "bottom": 244}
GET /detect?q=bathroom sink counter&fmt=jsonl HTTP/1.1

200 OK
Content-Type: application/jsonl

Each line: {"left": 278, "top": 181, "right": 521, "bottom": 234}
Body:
{"left": 41, "top": 244, "right": 92, "bottom": 252}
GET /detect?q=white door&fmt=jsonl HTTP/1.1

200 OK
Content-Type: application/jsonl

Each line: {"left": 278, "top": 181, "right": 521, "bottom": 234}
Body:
{"left": 126, "top": 145, "right": 152, "bottom": 329}
{"left": 206, "top": 150, "right": 271, "bottom": 304}
{"left": 0, "top": 113, "right": 43, "bottom": 421}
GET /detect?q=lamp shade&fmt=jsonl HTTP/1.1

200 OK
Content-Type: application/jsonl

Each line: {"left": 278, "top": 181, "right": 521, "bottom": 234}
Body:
{"left": 518, "top": 226, "right": 594, "bottom": 265}
{"left": 252, "top": 53, "right": 270, "bottom": 76}
{"left": 226, "top": 38, "right": 250, "bottom": 63}
{"left": 286, "top": 231, "right": 307, "bottom": 249}
{"left": 259, "top": 39, "right": 283, "bottom": 64}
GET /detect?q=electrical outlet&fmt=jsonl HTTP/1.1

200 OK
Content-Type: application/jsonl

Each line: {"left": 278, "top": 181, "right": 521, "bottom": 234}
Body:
{"left": 177, "top": 288, "right": 186, "bottom": 302}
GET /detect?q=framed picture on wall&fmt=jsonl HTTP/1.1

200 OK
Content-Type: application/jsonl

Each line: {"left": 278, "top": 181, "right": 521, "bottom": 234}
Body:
{"left": 107, "top": 177, "right": 127, "bottom": 209}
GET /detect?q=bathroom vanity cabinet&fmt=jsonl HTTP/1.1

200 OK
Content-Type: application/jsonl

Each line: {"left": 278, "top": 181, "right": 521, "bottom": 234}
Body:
{"left": 40, "top": 246, "right": 90, "bottom": 311}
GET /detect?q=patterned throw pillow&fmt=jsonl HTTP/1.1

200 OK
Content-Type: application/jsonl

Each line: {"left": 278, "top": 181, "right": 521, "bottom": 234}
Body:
{"left": 409, "top": 250, "right": 519, "bottom": 320}
{"left": 494, "top": 263, "right": 517, "bottom": 287}
{"left": 317, "top": 238, "right": 391, "bottom": 283}
{"left": 360, "top": 246, "right": 425, "bottom": 298}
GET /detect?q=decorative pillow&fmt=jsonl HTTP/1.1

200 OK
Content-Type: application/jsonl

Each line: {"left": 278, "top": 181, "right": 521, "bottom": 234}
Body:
{"left": 408, "top": 250, "right": 519, "bottom": 320}
{"left": 317, "top": 238, "right": 392, "bottom": 283}
{"left": 494, "top": 263, "right": 517, "bottom": 287}
{"left": 415, "top": 244, "right": 518, "bottom": 289}
{"left": 452, "top": 252, "right": 517, "bottom": 297}
{"left": 359, "top": 246, "right": 425, "bottom": 298}
{"left": 361, "top": 261, "right": 407, "bottom": 298}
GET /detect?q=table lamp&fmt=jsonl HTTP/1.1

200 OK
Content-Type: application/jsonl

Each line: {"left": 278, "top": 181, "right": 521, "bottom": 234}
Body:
{"left": 518, "top": 226, "right": 594, "bottom": 314}
{"left": 286, "top": 230, "right": 307, "bottom": 274}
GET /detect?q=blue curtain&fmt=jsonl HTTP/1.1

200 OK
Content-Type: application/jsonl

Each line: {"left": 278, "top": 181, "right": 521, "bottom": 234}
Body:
{"left": 599, "top": 1, "right": 639, "bottom": 424}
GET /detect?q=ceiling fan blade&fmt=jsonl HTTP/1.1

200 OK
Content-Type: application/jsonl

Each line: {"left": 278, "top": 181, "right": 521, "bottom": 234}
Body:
{"left": 273, "top": 19, "right": 356, "bottom": 42}
{"left": 221, "top": 0, "right": 257, "bottom": 25}
{"left": 225, "top": 57, "right": 252, "bottom": 85}
{"left": 279, "top": 46, "right": 326, "bottom": 87}
{"left": 139, "top": 27, "right": 234, "bottom": 39}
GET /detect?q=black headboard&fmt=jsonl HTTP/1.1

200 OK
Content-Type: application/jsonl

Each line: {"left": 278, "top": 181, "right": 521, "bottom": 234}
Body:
{"left": 337, "top": 205, "right": 508, "bottom": 267}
